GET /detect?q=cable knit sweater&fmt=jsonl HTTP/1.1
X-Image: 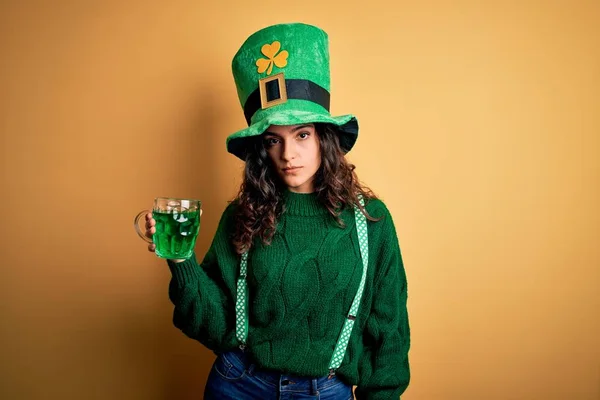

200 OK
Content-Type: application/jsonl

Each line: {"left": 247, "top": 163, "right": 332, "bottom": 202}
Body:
{"left": 167, "top": 191, "right": 410, "bottom": 399}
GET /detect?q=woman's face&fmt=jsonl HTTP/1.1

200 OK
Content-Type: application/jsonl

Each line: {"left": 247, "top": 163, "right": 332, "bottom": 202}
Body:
{"left": 263, "top": 123, "right": 321, "bottom": 193}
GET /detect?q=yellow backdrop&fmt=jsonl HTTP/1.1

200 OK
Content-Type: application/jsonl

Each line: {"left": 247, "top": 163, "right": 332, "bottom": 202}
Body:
{"left": 1, "top": 1, "right": 598, "bottom": 399}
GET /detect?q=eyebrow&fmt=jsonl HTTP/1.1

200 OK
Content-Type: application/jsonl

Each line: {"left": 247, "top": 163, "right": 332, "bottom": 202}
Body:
{"left": 264, "top": 124, "right": 314, "bottom": 137}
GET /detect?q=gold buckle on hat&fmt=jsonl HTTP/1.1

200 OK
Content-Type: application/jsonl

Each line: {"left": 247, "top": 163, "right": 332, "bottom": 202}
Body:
{"left": 259, "top": 72, "right": 287, "bottom": 109}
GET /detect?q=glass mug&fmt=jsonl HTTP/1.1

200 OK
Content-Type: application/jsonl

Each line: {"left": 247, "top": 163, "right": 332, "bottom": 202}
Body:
{"left": 134, "top": 197, "right": 201, "bottom": 259}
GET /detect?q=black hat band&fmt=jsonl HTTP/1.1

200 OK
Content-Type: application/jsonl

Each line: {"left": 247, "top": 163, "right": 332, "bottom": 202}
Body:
{"left": 243, "top": 76, "right": 331, "bottom": 126}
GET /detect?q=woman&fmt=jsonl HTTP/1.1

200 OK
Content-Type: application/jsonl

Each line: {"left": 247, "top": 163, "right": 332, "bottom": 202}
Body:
{"left": 144, "top": 23, "right": 410, "bottom": 399}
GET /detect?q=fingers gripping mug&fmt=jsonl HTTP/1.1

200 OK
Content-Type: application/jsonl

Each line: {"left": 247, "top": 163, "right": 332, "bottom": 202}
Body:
{"left": 134, "top": 197, "right": 201, "bottom": 259}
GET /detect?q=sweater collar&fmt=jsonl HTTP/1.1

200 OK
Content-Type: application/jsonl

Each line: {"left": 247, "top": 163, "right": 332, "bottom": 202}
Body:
{"left": 283, "top": 190, "right": 329, "bottom": 216}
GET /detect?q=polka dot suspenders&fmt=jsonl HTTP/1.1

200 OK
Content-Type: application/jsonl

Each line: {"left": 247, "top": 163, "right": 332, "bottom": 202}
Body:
{"left": 235, "top": 196, "right": 369, "bottom": 378}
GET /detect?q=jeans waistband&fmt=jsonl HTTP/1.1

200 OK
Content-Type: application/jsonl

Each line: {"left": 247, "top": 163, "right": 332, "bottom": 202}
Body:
{"left": 223, "top": 348, "right": 346, "bottom": 393}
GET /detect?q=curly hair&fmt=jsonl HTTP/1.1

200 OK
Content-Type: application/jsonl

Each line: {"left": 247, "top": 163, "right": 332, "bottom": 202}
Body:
{"left": 232, "top": 123, "right": 378, "bottom": 254}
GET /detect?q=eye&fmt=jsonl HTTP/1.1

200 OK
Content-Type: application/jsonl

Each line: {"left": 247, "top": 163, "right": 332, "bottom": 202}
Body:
{"left": 298, "top": 131, "right": 310, "bottom": 140}
{"left": 264, "top": 137, "right": 280, "bottom": 147}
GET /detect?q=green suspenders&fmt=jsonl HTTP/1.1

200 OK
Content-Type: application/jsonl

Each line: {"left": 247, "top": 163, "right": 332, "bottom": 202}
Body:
{"left": 234, "top": 197, "right": 369, "bottom": 377}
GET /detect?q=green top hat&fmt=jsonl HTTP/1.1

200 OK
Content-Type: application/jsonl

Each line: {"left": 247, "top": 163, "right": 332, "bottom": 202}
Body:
{"left": 226, "top": 23, "right": 359, "bottom": 160}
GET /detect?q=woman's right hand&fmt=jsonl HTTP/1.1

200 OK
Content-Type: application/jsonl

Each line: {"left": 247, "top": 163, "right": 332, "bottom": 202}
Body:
{"left": 144, "top": 212, "right": 156, "bottom": 253}
{"left": 145, "top": 212, "right": 186, "bottom": 263}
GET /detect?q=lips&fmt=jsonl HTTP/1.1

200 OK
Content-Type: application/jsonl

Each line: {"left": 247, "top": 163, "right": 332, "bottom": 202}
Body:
{"left": 282, "top": 166, "right": 302, "bottom": 173}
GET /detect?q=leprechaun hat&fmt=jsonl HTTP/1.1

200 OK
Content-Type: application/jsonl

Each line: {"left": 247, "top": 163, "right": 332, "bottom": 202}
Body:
{"left": 226, "top": 23, "right": 359, "bottom": 160}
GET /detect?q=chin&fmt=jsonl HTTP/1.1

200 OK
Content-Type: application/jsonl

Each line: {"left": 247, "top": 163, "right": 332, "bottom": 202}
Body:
{"left": 283, "top": 177, "right": 311, "bottom": 191}
{"left": 285, "top": 179, "right": 306, "bottom": 188}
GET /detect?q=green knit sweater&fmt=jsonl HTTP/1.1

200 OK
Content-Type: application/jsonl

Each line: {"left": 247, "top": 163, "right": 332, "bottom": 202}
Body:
{"left": 167, "top": 191, "right": 410, "bottom": 399}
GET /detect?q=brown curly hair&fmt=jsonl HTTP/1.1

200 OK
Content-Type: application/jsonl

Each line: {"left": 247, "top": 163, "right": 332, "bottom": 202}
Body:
{"left": 232, "top": 123, "right": 378, "bottom": 254}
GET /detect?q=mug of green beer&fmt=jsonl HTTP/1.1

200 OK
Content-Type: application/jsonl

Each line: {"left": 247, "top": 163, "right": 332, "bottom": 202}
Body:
{"left": 134, "top": 197, "right": 201, "bottom": 259}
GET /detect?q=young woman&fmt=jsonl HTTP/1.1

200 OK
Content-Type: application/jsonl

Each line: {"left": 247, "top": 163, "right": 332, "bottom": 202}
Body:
{"left": 144, "top": 23, "right": 410, "bottom": 399}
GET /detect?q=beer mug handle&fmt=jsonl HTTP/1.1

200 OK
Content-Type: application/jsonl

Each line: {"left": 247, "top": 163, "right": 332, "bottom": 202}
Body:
{"left": 134, "top": 210, "right": 153, "bottom": 244}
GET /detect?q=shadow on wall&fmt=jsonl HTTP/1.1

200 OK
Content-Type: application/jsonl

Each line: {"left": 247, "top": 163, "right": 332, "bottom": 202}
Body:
{"left": 119, "top": 84, "right": 232, "bottom": 400}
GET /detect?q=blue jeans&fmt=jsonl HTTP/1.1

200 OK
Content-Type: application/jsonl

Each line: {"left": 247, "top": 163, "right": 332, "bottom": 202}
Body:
{"left": 204, "top": 349, "right": 354, "bottom": 400}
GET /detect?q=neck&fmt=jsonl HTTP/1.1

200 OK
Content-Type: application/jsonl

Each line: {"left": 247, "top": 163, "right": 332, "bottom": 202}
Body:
{"left": 283, "top": 190, "right": 328, "bottom": 216}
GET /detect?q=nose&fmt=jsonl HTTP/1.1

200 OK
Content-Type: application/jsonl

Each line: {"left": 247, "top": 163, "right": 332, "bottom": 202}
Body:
{"left": 281, "top": 139, "right": 297, "bottom": 161}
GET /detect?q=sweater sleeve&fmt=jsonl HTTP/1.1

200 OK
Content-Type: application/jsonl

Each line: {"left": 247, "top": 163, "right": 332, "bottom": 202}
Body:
{"left": 166, "top": 203, "right": 239, "bottom": 351}
{"left": 355, "top": 202, "right": 411, "bottom": 400}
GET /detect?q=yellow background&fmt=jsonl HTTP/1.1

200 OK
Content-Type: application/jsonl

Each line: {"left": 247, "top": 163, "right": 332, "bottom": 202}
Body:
{"left": 1, "top": 1, "right": 598, "bottom": 399}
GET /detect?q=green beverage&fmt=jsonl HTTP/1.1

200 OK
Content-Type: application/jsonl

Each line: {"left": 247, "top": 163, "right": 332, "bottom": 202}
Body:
{"left": 152, "top": 209, "right": 200, "bottom": 259}
{"left": 135, "top": 197, "right": 202, "bottom": 259}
